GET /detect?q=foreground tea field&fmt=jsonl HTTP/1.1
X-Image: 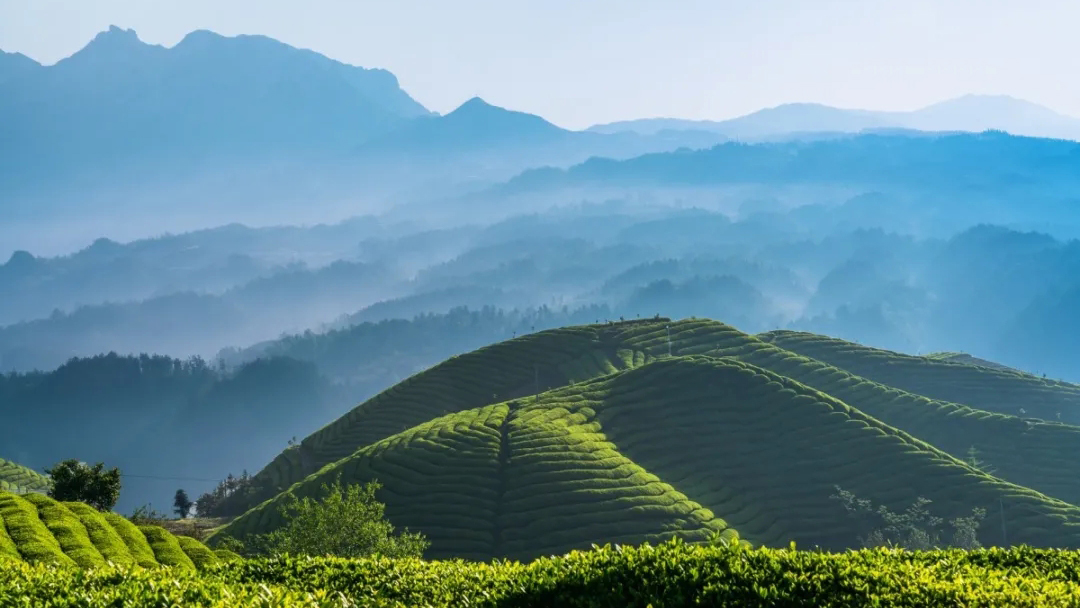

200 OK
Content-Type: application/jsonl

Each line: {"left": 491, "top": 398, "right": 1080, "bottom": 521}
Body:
{"left": 0, "top": 491, "right": 235, "bottom": 569}
{"left": 5, "top": 541, "right": 1080, "bottom": 607}
{"left": 0, "top": 458, "right": 49, "bottom": 494}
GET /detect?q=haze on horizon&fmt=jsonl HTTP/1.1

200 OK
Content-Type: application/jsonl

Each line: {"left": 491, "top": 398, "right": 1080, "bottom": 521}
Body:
{"left": 2, "top": 0, "right": 1078, "bottom": 129}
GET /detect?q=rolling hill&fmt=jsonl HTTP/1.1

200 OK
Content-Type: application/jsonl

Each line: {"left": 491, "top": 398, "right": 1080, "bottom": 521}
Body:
{"left": 211, "top": 318, "right": 1080, "bottom": 559}
{"left": 0, "top": 491, "right": 233, "bottom": 568}
{"left": 758, "top": 330, "right": 1080, "bottom": 420}
{"left": 0, "top": 459, "right": 49, "bottom": 494}
{"left": 924, "top": 352, "right": 1021, "bottom": 373}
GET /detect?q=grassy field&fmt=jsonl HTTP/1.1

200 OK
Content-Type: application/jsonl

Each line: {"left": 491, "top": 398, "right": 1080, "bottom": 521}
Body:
{"left": 0, "top": 458, "right": 50, "bottom": 494}
{"left": 0, "top": 490, "right": 236, "bottom": 569}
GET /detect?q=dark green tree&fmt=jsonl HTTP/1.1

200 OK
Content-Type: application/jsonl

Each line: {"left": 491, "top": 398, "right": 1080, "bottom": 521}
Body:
{"left": 173, "top": 489, "right": 194, "bottom": 519}
{"left": 44, "top": 459, "right": 121, "bottom": 511}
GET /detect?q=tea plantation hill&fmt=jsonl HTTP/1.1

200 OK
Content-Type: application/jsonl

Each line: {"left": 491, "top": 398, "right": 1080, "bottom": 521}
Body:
{"left": 925, "top": 351, "right": 1022, "bottom": 374}
{"left": 213, "top": 318, "right": 1080, "bottom": 560}
{"left": 220, "top": 318, "right": 1080, "bottom": 515}
{"left": 758, "top": 330, "right": 1080, "bottom": 421}
{"left": 0, "top": 458, "right": 49, "bottom": 494}
{"left": 0, "top": 490, "right": 236, "bottom": 568}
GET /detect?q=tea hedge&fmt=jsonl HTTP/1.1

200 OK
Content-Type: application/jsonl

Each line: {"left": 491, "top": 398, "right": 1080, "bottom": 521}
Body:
{"left": 0, "top": 458, "right": 49, "bottom": 494}
{"left": 7, "top": 540, "right": 1080, "bottom": 607}
{"left": 0, "top": 491, "right": 224, "bottom": 570}
{"left": 758, "top": 329, "right": 1080, "bottom": 420}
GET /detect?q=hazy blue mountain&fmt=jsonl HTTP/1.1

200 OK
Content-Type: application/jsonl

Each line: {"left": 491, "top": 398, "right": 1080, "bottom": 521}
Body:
{"left": 0, "top": 26, "right": 430, "bottom": 202}
{"left": 589, "top": 102, "right": 897, "bottom": 139}
{"left": 0, "top": 217, "right": 396, "bottom": 326}
{"left": 905, "top": 95, "right": 1080, "bottom": 140}
{"left": 507, "top": 131, "right": 1080, "bottom": 194}
{"left": 0, "top": 259, "right": 402, "bottom": 372}
{"left": 589, "top": 96, "right": 1080, "bottom": 142}
{"left": 349, "top": 97, "right": 727, "bottom": 187}
{"left": 588, "top": 117, "right": 730, "bottom": 136}
{"left": 0, "top": 50, "right": 40, "bottom": 83}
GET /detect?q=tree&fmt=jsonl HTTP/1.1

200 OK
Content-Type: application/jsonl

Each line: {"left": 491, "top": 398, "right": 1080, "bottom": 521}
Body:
{"left": 174, "top": 489, "right": 194, "bottom": 519}
{"left": 236, "top": 478, "right": 428, "bottom": 558}
{"left": 44, "top": 459, "right": 121, "bottom": 511}
{"left": 830, "top": 485, "right": 986, "bottom": 550}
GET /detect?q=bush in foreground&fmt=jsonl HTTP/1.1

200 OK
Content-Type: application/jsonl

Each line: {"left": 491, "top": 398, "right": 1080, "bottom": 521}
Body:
{"left": 6, "top": 539, "right": 1080, "bottom": 607}
{"left": 218, "top": 479, "right": 428, "bottom": 559}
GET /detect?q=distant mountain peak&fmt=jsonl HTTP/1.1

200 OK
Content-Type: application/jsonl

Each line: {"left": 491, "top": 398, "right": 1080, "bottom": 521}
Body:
{"left": 447, "top": 97, "right": 503, "bottom": 117}
{"left": 438, "top": 97, "right": 559, "bottom": 132}
{"left": 0, "top": 50, "right": 42, "bottom": 83}
{"left": 89, "top": 25, "right": 144, "bottom": 48}
{"left": 457, "top": 96, "right": 493, "bottom": 109}
{"left": 176, "top": 28, "right": 226, "bottom": 46}
{"left": 58, "top": 24, "right": 161, "bottom": 67}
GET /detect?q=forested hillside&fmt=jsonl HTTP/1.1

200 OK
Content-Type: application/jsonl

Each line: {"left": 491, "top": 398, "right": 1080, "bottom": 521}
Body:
{"left": 0, "top": 353, "right": 350, "bottom": 512}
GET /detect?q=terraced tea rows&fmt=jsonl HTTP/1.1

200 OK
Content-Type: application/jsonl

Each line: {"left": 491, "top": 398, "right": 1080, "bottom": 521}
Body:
{"left": 0, "top": 491, "right": 233, "bottom": 569}
{"left": 222, "top": 318, "right": 1080, "bottom": 558}
{"left": 224, "top": 320, "right": 666, "bottom": 514}
{"left": 531, "top": 356, "right": 1080, "bottom": 549}
{"left": 222, "top": 405, "right": 506, "bottom": 561}
{"left": 926, "top": 351, "right": 1021, "bottom": 373}
{"left": 0, "top": 458, "right": 49, "bottom": 494}
{"left": 216, "top": 354, "right": 1080, "bottom": 557}
{"left": 759, "top": 330, "right": 1080, "bottom": 420}
{"left": 218, "top": 391, "right": 736, "bottom": 561}
{"left": 704, "top": 339, "right": 1080, "bottom": 507}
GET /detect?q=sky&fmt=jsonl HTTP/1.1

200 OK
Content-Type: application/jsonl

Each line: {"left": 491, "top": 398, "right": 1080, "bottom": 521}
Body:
{"left": 1, "top": 0, "right": 1078, "bottom": 130}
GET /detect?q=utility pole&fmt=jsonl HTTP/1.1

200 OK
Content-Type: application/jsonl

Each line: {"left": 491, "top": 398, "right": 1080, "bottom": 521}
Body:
{"left": 1000, "top": 498, "right": 1007, "bottom": 547}
{"left": 666, "top": 325, "right": 672, "bottom": 357}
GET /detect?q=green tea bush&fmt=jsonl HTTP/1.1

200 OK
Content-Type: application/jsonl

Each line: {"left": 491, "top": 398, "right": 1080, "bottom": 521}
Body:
{"left": 6, "top": 540, "right": 1080, "bottom": 607}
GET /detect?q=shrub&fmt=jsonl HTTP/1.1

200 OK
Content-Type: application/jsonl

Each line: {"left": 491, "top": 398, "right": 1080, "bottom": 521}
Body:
{"left": 831, "top": 485, "right": 987, "bottom": 549}
{"left": 225, "top": 478, "right": 429, "bottom": 559}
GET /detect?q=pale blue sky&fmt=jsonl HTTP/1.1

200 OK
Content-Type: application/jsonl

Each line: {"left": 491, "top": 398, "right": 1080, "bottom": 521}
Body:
{"left": 1, "top": 0, "right": 1077, "bottom": 129}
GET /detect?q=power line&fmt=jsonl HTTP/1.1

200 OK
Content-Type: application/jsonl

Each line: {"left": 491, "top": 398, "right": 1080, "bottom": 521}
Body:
{"left": 120, "top": 474, "right": 224, "bottom": 483}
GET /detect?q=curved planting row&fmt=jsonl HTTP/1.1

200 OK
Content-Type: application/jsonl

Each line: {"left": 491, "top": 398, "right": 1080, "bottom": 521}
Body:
{"left": 0, "top": 459, "right": 49, "bottom": 494}
{"left": 0, "top": 491, "right": 230, "bottom": 569}
{"left": 215, "top": 390, "right": 736, "bottom": 561}
{"left": 224, "top": 321, "right": 668, "bottom": 515}
{"left": 758, "top": 330, "right": 1080, "bottom": 420}
{"left": 722, "top": 340, "right": 1080, "bottom": 507}
{"left": 218, "top": 405, "right": 507, "bottom": 561}
{"left": 526, "top": 356, "right": 1080, "bottom": 550}
{"left": 926, "top": 351, "right": 1021, "bottom": 373}
{"left": 500, "top": 398, "right": 731, "bottom": 560}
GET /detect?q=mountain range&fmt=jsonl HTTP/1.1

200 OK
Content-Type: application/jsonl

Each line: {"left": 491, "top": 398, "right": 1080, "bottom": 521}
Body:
{"left": 0, "top": 26, "right": 728, "bottom": 251}
{"left": 589, "top": 96, "right": 1080, "bottom": 142}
